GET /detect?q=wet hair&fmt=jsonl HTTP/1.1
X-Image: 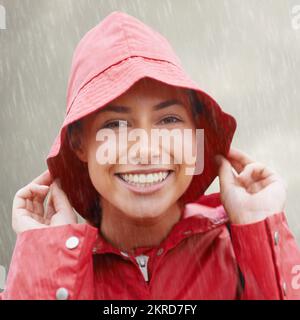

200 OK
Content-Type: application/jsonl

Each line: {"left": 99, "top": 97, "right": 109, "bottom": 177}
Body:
{"left": 67, "top": 119, "right": 83, "bottom": 152}
{"left": 186, "top": 89, "right": 204, "bottom": 118}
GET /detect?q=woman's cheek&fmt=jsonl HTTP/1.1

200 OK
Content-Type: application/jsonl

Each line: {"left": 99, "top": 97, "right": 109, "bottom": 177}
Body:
{"left": 172, "top": 129, "right": 197, "bottom": 174}
{"left": 85, "top": 142, "right": 112, "bottom": 190}
{"left": 94, "top": 135, "right": 118, "bottom": 165}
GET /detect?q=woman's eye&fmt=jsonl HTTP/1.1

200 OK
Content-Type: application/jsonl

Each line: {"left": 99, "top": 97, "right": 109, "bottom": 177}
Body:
{"left": 159, "top": 116, "right": 182, "bottom": 125}
{"left": 103, "top": 120, "right": 128, "bottom": 129}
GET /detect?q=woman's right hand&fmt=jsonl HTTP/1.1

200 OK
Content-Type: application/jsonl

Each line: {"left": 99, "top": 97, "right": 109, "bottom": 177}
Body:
{"left": 12, "top": 170, "right": 78, "bottom": 234}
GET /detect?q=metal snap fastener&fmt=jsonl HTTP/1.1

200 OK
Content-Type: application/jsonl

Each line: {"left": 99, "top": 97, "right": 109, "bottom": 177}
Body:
{"left": 157, "top": 248, "right": 164, "bottom": 256}
{"left": 56, "top": 287, "right": 69, "bottom": 300}
{"left": 65, "top": 236, "right": 80, "bottom": 249}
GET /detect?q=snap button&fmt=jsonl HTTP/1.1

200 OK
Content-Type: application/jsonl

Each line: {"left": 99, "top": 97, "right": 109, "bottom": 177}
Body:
{"left": 157, "top": 248, "right": 164, "bottom": 256}
{"left": 274, "top": 231, "right": 280, "bottom": 246}
{"left": 65, "top": 236, "right": 79, "bottom": 249}
{"left": 56, "top": 287, "right": 69, "bottom": 300}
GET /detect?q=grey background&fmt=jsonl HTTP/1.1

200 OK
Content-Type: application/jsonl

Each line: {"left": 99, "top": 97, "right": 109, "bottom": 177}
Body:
{"left": 0, "top": 0, "right": 300, "bottom": 287}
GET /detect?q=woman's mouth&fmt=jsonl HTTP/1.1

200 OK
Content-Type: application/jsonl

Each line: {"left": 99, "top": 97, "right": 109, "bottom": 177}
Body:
{"left": 115, "top": 170, "right": 173, "bottom": 194}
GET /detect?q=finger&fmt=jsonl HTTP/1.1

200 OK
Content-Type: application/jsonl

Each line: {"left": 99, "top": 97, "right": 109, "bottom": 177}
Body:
{"left": 32, "top": 169, "right": 53, "bottom": 186}
{"left": 227, "top": 158, "right": 244, "bottom": 174}
{"left": 15, "top": 183, "right": 50, "bottom": 200}
{"left": 227, "top": 147, "right": 254, "bottom": 170}
{"left": 26, "top": 198, "right": 34, "bottom": 212}
{"left": 238, "top": 163, "right": 274, "bottom": 188}
{"left": 32, "top": 183, "right": 50, "bottom": 216}
{"left": 45, "top": 201, "right": 56, "bottom": 224}
{"left": 44, "top": 187, "right": 56, "bottom": 224}
{"left": 45, "top": 203, "right": 56, "bottom": 224}
{"left": 51, "top": 179, "right": 73, "bottom": 216}
{"left": 216, "top": 155, "right": 236, "bottom": 194}
{"left": 246, "top": 181, "right": 263, "bottom": 194}
{"left": 44, "top": 184, "right": 52, "bottom": 212}
{"left": 246, "top": 175, "right": 279, "bottom": 194}
{"left": 14, "top": 184, "right": 50, "bottom": 211}
{"left": 251, "top": 165, "right": 273, "bottom": 180}
{"left": 30, "top": 213, "right": 45, "bottom": 224}
{"left": 32, "top": 195, "right": 45, "bottom": 217}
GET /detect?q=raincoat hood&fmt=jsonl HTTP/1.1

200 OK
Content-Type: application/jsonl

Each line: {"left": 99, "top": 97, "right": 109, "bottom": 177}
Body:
{"left": 46, "top": 11, "right": 237, "bottom": 226}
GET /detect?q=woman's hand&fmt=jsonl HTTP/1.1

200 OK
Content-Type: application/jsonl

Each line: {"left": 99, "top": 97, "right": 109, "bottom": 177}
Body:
{"left": 215, "top": 147, "right": 287, "bottom": 225}
{"left": 12, "top": 170, "right": 77, "bottom": 234}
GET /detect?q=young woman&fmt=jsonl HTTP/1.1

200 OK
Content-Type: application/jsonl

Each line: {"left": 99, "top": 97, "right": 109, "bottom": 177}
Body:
{"left": 1, "top": 11, "right": 300, "bottom": 300}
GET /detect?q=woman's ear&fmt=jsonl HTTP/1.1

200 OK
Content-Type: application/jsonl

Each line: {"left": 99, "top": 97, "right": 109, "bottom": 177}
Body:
{"left": 68, "top": 122, "right": 88, "bottom": 163}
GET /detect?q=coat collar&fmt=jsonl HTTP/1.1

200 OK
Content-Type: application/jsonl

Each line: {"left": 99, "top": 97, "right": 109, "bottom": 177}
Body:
{"left": 92, "top": 194, "right": 229, "bottom": 256}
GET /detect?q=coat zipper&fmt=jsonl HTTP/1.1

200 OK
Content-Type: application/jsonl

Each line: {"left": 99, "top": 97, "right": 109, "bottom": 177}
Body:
{"left": 135, "top": 255, "right": 149, "bottom": 282}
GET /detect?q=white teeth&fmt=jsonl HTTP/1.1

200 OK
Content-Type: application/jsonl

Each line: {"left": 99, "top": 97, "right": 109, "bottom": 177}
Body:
{"left": 118, "top": 171, "right": 170, "bottom": 185}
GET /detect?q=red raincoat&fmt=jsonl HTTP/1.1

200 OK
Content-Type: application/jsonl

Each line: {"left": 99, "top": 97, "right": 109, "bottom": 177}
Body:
{"left": 1, "top": 11, "right": 300, "bottom": 300}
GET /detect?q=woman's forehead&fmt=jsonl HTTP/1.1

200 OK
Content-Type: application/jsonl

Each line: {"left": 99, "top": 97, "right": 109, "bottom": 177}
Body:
{"left": 82, "top": 79, "right": 192, "bottom": 123}
{"left": 110, "top": 78, "right": 189, "bottom": 105}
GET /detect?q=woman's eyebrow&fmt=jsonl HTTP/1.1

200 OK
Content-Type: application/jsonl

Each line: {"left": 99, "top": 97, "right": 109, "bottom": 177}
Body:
{"left": 98, "top": 105, "right": 131, "bottom": 114}
{"left": 98, "top": 99, "right": 184, "bottom": 114}
{"left": 153, "top": 99, "right": 184, "bottom": 111}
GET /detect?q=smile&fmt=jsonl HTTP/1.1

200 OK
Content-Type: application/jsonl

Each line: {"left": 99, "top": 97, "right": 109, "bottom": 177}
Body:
{"left": 115, "top": 170, "right": 173, "bottom": 194}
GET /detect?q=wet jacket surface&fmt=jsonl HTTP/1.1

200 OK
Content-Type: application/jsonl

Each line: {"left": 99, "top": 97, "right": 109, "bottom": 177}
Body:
{"left": 1, "top": 192, "right": 300, "bottom": 300}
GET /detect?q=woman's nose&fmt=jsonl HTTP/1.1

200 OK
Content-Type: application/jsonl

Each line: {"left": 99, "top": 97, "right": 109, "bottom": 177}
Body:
{"left": 128, "top": 127, "right": 161, "bottom": 165}
{"left": 138, "top": 143, "right": 160, "bottom": 164}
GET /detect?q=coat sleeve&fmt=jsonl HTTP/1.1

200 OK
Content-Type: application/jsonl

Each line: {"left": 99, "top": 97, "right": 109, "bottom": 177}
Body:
{"left": 0, "top": 223, "right": 98, "bottom": 300}
{"left": 229, "top": 212, "right": 300, "bottom": 299}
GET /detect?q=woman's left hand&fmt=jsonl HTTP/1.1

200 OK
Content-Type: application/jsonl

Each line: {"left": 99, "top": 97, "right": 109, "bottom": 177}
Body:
{"left": 215, "top": 147, "right": 287, "bottom": 225}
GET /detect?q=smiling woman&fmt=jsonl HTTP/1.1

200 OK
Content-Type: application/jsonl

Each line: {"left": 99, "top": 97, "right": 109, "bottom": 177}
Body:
{"left": 67, "top": 86, "right": 203, "bottom": 227}
{"left": 65, "top": 78, "right": 202, "bottom": 253}
{"left": 2, "top": 10, "right": 300, "bottom": 301}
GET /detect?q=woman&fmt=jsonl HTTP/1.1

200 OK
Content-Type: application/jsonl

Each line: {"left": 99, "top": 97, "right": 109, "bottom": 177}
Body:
{"left": 1, "top": 11, "right": 300, "bottom": 300}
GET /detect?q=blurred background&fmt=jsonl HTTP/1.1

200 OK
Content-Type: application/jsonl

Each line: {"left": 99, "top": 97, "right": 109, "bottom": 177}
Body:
{"left": 0, "top": 0, "right": 300, "bottom": 290}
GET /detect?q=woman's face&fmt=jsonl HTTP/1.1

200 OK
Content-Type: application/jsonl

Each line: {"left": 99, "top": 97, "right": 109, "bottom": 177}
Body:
{"left": 76, "top": 78, "right": 198, "bottom": 221}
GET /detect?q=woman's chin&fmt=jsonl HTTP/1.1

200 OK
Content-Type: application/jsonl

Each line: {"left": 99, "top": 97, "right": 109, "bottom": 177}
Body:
{"left": 118, "top": 203, "right": 169, "bottom": 221}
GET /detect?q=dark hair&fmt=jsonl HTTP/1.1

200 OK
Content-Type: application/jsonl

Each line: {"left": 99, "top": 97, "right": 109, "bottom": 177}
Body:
{"left": 185, "top": 89, "right": 204, "bottom": 118}
{"left": 67, "top": 120, "right": 83, "bottom": 152}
